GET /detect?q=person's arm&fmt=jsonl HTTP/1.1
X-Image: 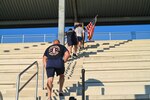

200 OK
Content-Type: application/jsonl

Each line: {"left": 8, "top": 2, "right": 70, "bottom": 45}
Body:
{"left": 82, "top": 28, "right": 85, "bottom": 38}
{"left": 43, "top": 56, "right": 47, "bottom": 69}
{"left": 63, "top": 50, "right": 70, "bottom": 63}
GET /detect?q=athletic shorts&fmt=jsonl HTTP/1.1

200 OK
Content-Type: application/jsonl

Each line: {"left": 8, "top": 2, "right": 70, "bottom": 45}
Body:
{"left": 46, "top": 67, "right": 65, "bottom": 78}
{"left": 67, "top": 39, "right": 78, "bottom": 46}
{"left": 77, "top": 36, "right": 83, "bottom": 42}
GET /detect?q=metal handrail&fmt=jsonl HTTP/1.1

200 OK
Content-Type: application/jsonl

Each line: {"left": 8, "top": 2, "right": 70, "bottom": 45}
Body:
{"left": 0, "top": 91, "right": 3, "bottom": 100}
{"left": 81, "top": 69, "right": 105, "bottom": 100}
{"left": 81, "top": 69, "right": 85, "bottom": 100}
{"left": 16, "top": 61, "right": 39, "bottom": 100}
{"left": 42, "top": 64, "right": 45, "bottom": 90}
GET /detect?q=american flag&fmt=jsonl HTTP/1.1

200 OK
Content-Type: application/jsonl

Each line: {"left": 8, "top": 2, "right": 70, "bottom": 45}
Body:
{"left": 86, "top": 15, "right": 98, "bottom": 40}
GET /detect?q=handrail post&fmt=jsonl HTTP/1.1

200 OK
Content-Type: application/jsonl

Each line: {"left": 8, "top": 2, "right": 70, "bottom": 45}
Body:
{"left": 109, "top": 32, "right": 112, "bottom": 40}
{"left": 82, "top": 69, "right": 85, "bottom": 100}
{"left": 1, "top": 35, "right": 3, "bottom": 43}
{"left": 42, "top": 65, "right": 45, "bottom": 90}
{"left": 0, "top": 91, "right": 3, "bottom": 100}
{"left": 16, "top": 76, "right": 20, "bottom": 100}
{"left": 35, "top": 63, "right": 39, "bottom": 100}
{"left": 44, "top": 34, "right": 46, "bottom": 42}
{"left": 22, "top": 35, "right": 24, "bottom": 43}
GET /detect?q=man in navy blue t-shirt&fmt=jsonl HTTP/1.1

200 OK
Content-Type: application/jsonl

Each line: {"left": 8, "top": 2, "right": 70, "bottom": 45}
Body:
{"left": 43, "top": 40, "right": 70, "bottom": 99}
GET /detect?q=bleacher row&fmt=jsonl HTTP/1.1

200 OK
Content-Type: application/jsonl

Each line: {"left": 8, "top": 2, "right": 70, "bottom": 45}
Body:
{"left": 0, "top": 39, "right": 150, "bottom": 100}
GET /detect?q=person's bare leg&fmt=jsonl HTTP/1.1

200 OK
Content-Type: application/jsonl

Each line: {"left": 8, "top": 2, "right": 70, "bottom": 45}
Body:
{"left": 59, "top": 74, "right": 65, "bottom": 93}
{"left": 73, "top": 45, "right": 78, "bottom": 54}
{"left": 68, "top": 45, "right": 73, "bottom": 55}
{"left": 47, "top": 77, "right": 54, "bottom": 99}
{"left": 78, "top": 41, "right": 82, "bottom": 49}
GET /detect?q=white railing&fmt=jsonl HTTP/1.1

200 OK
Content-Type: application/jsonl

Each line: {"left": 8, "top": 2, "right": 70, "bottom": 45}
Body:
{"left": 0, "top": 31, "right": 150, "bottom": 43}
{"left": 91, "top": 31, "right": 150, "bottom": 41}
{"left": 0, "top": 34, "right": 57, "bottom": 43}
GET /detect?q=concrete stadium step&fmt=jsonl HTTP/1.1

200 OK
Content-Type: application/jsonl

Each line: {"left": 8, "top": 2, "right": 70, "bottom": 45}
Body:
{"left": 86, "top": 75, "right": 149, "bottom": 83}
{"left": 85, "top": 40, "right": 124, "bottom": 44}
{"left": 21, "top": 79, "right": 80, "bottom": 87}
{"left": 3, "top": 97, "right": 35, "bottom": 100}
{"left": 108, "top": 47, "right": 150, "bottom": 51}
{"left": 0, "top": 55, "right": 42, "bottom": 59}
{"left": 0, "top": 53, "right": 42, "bottom": 56}
{"left": 124, "top": 44, "right": 150, "bottom": 47}
{"left": 116, "top": 43, "right": 150, "bottom": 47}
{"left": 87, "top": 94, "right": 150, "bottom": 100}
{"left": 0, "top": 60, "right": 42, "bottom": 65}
{"left": 131, "top": 39, "right": 150, "bottom": 41}
{"left": 3, "top": 50, "right": 45, "bottom": 54}
{"left": 83, "top": 65, "right": 150, "bottom": 71}
{"left": 0, "top": 42, "right": 51, "bottom": 49}
{"left": 83, "top": 59, "right": 150, "bottom": 66}
{"left": 0, "top": 47, "right": 49, "bottom": 54}
{"left": 0, "top": 72, "right": 18, "bottom": 76}
{"left": 84, "top": 55, "right": 150, "bottom": 61}
{"left": 83, "top": 46, "right": 150, "bottom": 52}
{"left": 1, "top": 72, "right": 41, "bottom": 80}
{"left": 40, "top": 94, "right": 81, "bottom": 100}
{"left": 85, "top": 41, "right": 129, "bottom": 46}
{"left": 2, "top": 88, "right": 42, "bottom": 97}
{"left": 84, "top": 69, "right": 150, "bottom": 77}
{"left": 23, "top": 74, "right": 81, "bottom": 82}
{"left": 85, "top": 44, "right": 111, "bottom": 49}
{"left": 84, "top": 41, "right": 150, "bottom": 48}
{"left": 126, "top": 40, "right": 150, "bottom": 43}
{"left": 85, "top": 41, "right": 126, "bottom": 47}
{"left": 0, "top": 59, "right": 37, "bottom": 64}
{"left": 22, "top": 80, "right": 79, "bottom": 89}
{"left": 0, "top": 47, "right": 46, "bottom": 51}
{"left": 88, "top": 53, "right": 150, "bottom": 57}
{"left": 83, "top": 81, "right": 150, "bottom": 86}
{"left": 0, "top": 68, "right": 35, "bottom": 73}
{"left": 0, "top": 51, "right": 43, "bottom": 54}
{"left": 83, "top": 50, "right": 150, "bottom": 56}
{"left": 39, "top": 87, "right": 80, "bottom": 97}
{"left": 0, "top": 65, "right": 29, "bottom": 69}
{"left": 0, "top": 81, "right": 16, "bottom": 85}
{"left": 3, "top": 96, "right": 81, "bottom": 100}
{"left": 2, "top": 86, "right": 79, "bottom": 97}
{"left": 0, "top": 85, "right": 14, "bottom": 89}
{"left": 84, "top": 85, "right": 150, "bottom": 95}
{"left": 82, "top": 49, "right": 150, "bottom": 55}
{"left": 83, "top": 59, "right": 150, "bottom": 64}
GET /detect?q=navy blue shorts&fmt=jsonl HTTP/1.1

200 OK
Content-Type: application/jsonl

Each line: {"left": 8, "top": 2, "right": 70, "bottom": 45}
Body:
{"left": 46, "top": 67, "right": 65, "bottom": 78}
{"left": 77, "top": 36, "right": 83, "bottom": 42}
{"left": 67, "top": 39, "right": 78, "bottom": 46}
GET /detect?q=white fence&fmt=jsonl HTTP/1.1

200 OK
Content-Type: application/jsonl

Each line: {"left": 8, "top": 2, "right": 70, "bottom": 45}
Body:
{"left": 1, "top": 34, "right": 57, "bottom": 43}
{"left": 0, "top": 31, "right": 150, "bottom": 43}
{"left": 92, "top": 31, "right": 150, "bottom": 41}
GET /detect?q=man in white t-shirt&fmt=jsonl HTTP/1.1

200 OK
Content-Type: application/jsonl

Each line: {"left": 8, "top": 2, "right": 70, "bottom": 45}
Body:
{"left": 75, "top": 24, "right": 84, "bottom": 51}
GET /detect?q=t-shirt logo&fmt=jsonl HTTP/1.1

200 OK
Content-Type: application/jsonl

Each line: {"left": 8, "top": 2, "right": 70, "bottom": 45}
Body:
{"left": 49, "top": 45, "right": 60, "bottom": 56}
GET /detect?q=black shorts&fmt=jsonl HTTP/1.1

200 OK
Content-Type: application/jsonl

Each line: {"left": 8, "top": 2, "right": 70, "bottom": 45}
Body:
{"left": 67, "top": 39, "right": 78, "bottom": 46}
{"left": 77, "top": 36, "right": 83, "bottom": 42}
{"left": 46, "top": 67, "right": 65, "bottom": 78}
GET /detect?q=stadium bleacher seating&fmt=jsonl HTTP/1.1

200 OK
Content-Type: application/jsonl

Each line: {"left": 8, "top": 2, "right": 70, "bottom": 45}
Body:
{"left": 0, "top": 39, "right": 150, "bottom": 100}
